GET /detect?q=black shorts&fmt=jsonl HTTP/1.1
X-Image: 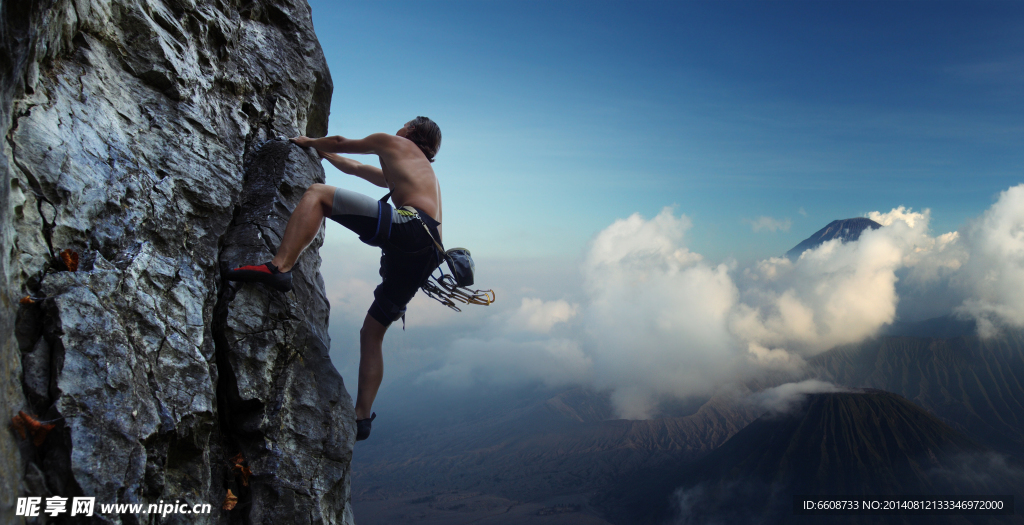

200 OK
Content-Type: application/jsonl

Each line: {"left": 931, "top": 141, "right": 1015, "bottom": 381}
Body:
{"left": 328, "top": 187, "right": 442, "bottom": 327}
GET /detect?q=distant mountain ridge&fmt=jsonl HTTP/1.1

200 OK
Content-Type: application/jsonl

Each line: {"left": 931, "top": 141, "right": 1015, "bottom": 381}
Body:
{"left": 786, "top": 217, "right": 882, "bottom": 259}
{"left": 352, "top": 387, "right": 761, "bottom": 501}
{"left": 608, "top": 390, "right": 1024, "bottom": 525}
{"left": 805, "top": 327, "right": 1024, "bottom": 457}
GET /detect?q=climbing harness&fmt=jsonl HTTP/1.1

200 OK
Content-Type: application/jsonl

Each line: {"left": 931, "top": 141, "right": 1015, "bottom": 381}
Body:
{"left": 379, "top": 192, "right": 495, "bottom": 312}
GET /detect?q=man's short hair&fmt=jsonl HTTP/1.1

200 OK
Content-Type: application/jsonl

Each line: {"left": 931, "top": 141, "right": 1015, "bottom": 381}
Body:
{"left": 407, "top": 116, "right": 441, "bottom": 163}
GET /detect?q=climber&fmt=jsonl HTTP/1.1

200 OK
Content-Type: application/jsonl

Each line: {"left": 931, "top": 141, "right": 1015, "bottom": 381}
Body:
{"left": 225, "top": 117, "right": 443, "bottom": 442}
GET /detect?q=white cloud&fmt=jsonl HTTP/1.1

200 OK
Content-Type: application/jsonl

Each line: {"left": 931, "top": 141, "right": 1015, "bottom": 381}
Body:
{"left": 954, "top": 185, "right": 1024, "bottom": 336}
{"left": 749, "top": 216, "right": 792, "bottom": 233}
{"left": 749, "top": 380, "right": 852, "bottom": 414}
{"left": 414, "top": 296, "right": 585, "bottom": 388}
{"left": 417, "top": 336, "right": 591, "bottom": 388}
{"left": 584, "top": 208, "right": 703, "bottom": 275}
{"left": 507, "top": 297, "right": 578, "bottom": 334}
{"left": 609, "top": 386, "right": 656, "bottom": 420}
{"left": 746, "top": 342, "right": 806, "bottom": 371}
{"left": 867, "top": 205, "right": 926, "bottom": 228}
{"left": 582, "top": 208, "right": 740, "bottom": 417}
{"left": 324, "top": 277, "right": 377, "bottom": 320}
{"left": 318, "top": 235, "right": 382, "bottom": 334}
{"left": 731, "top": 219, "right": 911, "bottom": 356}
{"left": 574, "top": 202, "right": 1006, "bottom": 417}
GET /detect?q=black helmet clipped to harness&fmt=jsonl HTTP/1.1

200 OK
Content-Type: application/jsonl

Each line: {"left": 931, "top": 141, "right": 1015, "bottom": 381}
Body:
{"left": 443, "top": 248, "right": 475, "bottom": 287}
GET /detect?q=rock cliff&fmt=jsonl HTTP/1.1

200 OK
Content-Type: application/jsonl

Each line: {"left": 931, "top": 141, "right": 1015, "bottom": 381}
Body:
{"left": 1, "top": 0, "right": 354, "bottom": 523}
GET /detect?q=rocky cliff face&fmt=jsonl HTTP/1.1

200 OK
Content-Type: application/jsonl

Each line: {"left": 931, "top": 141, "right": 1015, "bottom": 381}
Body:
{"left": 1, "top": 1, "right": 354, "bottom": 523}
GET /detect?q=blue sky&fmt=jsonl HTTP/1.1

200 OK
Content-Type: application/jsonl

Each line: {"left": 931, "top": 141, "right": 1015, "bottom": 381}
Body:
{"left": 307, "top": 0, "right": 1022, "bottom": 266}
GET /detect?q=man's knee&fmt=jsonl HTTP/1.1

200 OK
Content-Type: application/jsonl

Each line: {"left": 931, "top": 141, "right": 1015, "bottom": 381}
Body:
{"left": 360, "top": 314, "right": 387, "bottom": 343}
{"left": 306, "top": 183, "right": 334, "bottom": 198}
{"left": 305, "top": 183, "right": 336, "bottom": 213}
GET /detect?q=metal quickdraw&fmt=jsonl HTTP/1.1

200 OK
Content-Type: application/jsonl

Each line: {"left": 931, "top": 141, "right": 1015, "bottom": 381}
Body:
{"left": 420, "top": 258, "right": 495, "bottom": 312}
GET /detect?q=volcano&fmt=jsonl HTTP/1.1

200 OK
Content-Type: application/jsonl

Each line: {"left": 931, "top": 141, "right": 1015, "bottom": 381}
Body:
{"left": 608, "top": 390, "right": 1024, "bottom": 525}
{"left": 786, "top": 217, "right": 882, "bottom": 259}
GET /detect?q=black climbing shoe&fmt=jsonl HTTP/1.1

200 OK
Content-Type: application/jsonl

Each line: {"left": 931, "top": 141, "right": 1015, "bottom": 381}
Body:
{"left": 225, "top": 262, "right": 293, "bottom": 292}
{"left": 356, "top": 413, "right": 376, "bottom": 441}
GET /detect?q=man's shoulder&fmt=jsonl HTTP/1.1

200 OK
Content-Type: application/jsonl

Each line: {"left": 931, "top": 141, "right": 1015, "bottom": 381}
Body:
{"left": 378, "top": 134, "right": 428, "bottom": 161}
{"left": 365, "top": 132, "right": 398, "bottom": 145}
{"left": 368, "top": 132, "right": 413, "bottom": 153}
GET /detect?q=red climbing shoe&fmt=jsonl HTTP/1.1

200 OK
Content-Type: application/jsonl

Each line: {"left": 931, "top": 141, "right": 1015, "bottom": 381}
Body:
{"left": 225, "top": 262, "right": 293, "bottom": 292}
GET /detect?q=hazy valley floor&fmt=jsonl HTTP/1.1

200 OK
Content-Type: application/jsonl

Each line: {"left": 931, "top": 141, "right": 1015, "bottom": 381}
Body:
{"left": 348, "top": 322, "right": 1024, "bottom": 525}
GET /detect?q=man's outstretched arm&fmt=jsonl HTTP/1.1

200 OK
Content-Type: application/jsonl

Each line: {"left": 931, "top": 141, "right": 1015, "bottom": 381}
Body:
{"left": 291, "top": 133, "right": 391, "bottom": 155}
{"left": 319, "top": 152, "right": 387, "bottom": 188}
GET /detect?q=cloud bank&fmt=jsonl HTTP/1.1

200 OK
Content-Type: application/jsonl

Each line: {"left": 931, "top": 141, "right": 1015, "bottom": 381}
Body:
{"left": 953, "top": 185, "right": 1024, "bottom": 336}
{"left": 365, "top": 185, "right": 1024, "bottom": 419}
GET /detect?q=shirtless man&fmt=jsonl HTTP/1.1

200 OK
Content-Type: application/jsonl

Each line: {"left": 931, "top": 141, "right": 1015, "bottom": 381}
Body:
{"left": 225, "top": 117, "right": 443, "bottom": 441}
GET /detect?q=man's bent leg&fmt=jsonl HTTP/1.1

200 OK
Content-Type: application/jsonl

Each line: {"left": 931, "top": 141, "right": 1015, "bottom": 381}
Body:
{"left": 270, "top": 183, "right": 336, "bottom": 272}
{"left": 355, "top": 313, "right": 388, "bottom": 420}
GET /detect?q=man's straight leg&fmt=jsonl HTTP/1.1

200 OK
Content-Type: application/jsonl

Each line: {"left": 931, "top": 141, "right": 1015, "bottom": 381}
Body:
{"left": 356, "top": 312, "right": 388, "bottom": 421}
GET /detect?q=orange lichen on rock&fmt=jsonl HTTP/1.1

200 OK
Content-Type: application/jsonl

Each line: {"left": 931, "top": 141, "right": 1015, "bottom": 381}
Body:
{"left": 231, "top": 452, "right": 251, "bottom": 486}
{"left": 222, "top": 489, "right": 238, "bottom": 510}
{"left": 11, "top": 411, "right": 55, "bottom": 446}
{"left": 60, "top": 249, "right": 79, "bottom": 272}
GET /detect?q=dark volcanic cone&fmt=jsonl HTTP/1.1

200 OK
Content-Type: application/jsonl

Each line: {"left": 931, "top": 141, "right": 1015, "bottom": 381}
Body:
{"left": 786, "top": 217, "right": 882, "bottom": 259}
{"left": 608, "top": 390, "right": 1024, "bottom": 525}
{"left": 809, "top": 330, "right": 1024, "bottom": 458}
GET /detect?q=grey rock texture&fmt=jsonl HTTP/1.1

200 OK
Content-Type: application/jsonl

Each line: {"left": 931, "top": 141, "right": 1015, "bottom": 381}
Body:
{"left": 1, "top": 0, "right": 354, "bottom": 523}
